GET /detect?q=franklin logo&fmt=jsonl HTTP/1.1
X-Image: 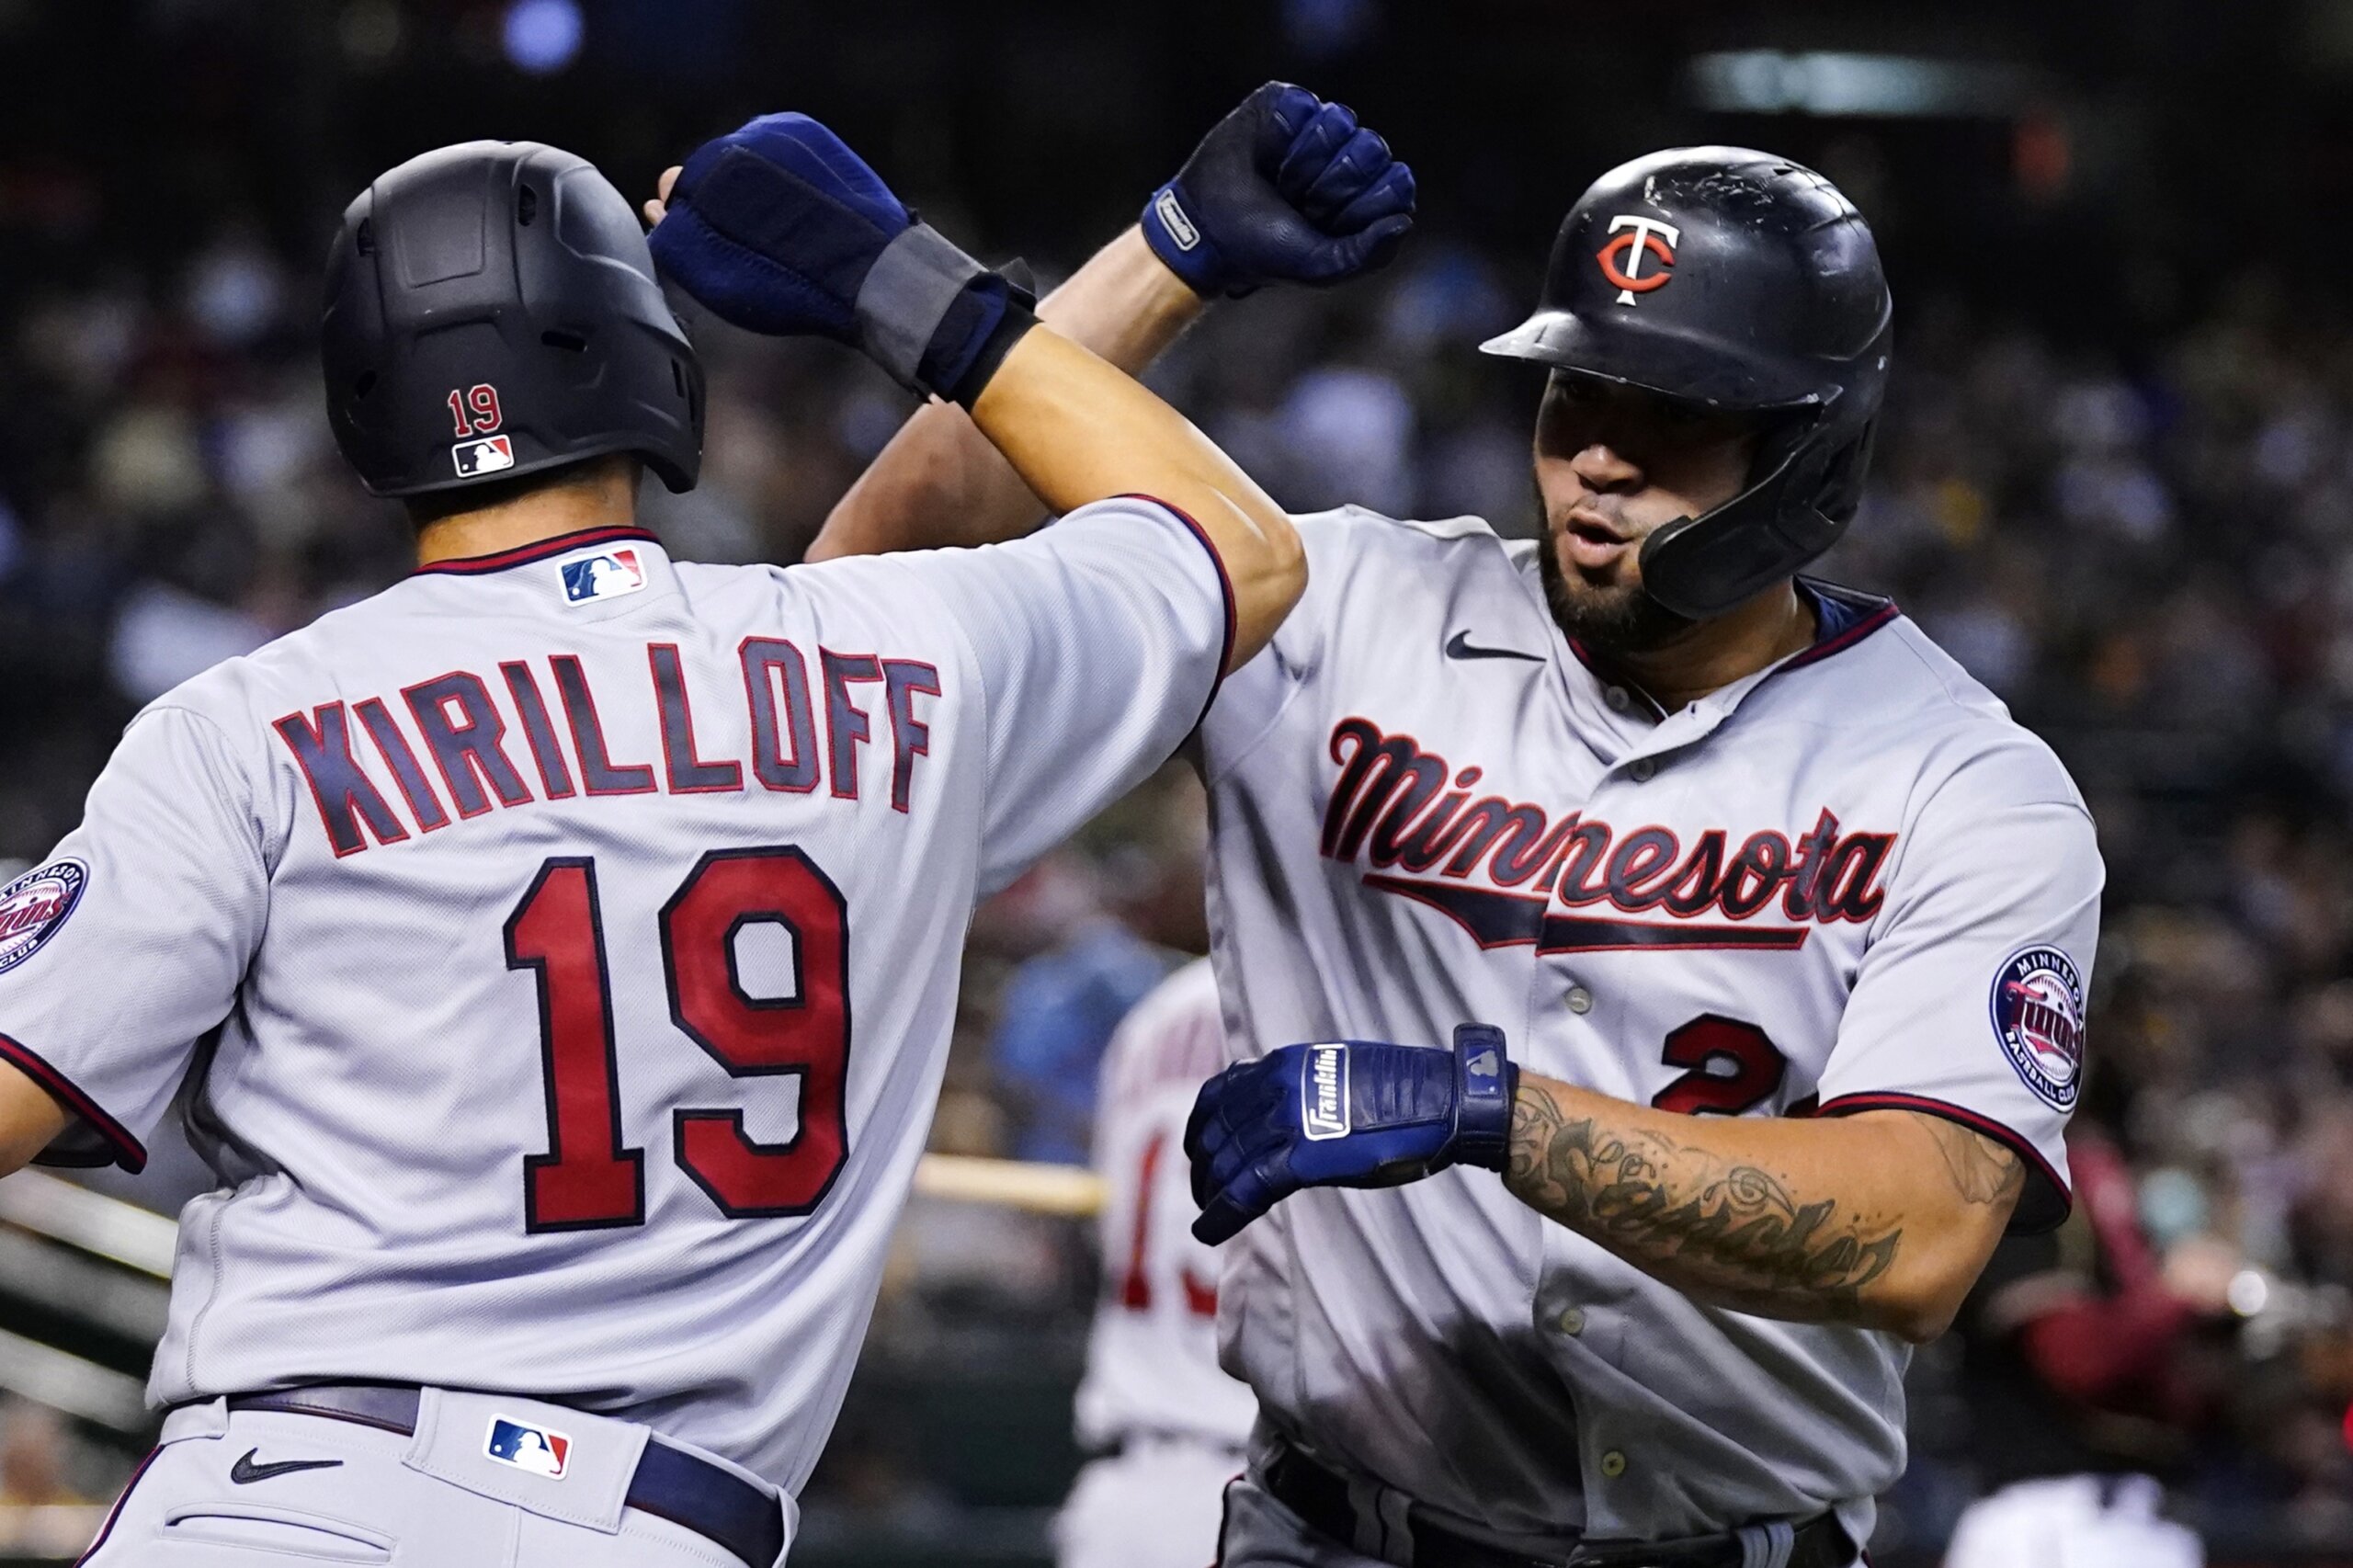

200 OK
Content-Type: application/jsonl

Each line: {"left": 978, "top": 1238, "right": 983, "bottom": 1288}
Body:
{"left": 1596, "top": 215, "right": 1680, "bottom": 306}
{"left": 1302, "top": 1044, "right": 1350, "bottom": 1141}
{"left": 1464, "top": 1046, "right": 1501, "bottom": 1085}
{"left": 561, "top": 549, "right": 646, "bottom": 605}
{"left": 1991, "top": 945, "right": 2086, "bottom": 1111}
{"left": 1154, "top": 189, "right": 1201, "bottom": 251}
{"left": 452, "top": 434, "right": 516, "bottom": 478}
{"left": 0, "top": 859, "right": 85, "bottom": 977}
{"left": 484, "top": 1416, "right": 571, "bottom": 1479}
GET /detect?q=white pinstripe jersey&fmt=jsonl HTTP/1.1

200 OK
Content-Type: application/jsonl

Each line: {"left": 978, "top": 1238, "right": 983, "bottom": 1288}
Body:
{"left": 0, "top": 497, "right": 1231, "bottom": 1492}
{"left": 1198, "top": 508, "right": 2103, "bottom": 1548}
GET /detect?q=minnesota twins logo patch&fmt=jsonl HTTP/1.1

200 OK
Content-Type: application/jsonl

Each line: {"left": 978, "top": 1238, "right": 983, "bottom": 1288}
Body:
{"left": 0, "top": 859, "right": 85, "bottom": 977}
{"left": 1991, "top": 945, "right": 2085, "bottom": 1111}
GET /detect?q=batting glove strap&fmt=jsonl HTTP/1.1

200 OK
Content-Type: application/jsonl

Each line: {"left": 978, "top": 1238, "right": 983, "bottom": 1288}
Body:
{"left": 1449, "top": 1023, "right": 1517, "bottom": 1174}
{"left": 855, "top": 224, "right": 1040, "bottom": 406}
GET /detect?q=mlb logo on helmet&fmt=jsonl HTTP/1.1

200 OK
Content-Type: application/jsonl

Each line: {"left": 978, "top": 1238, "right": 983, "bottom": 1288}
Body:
{"left": 484, "top": 1416, "right": 571, "bottom": 1480}
{"left": 1991, "top": 945, "right": 2086, "bottom": 1111}
{"left": 0, "top": 859, "right": 85, "bottom": 977}
{"left": 561, "top": 549, "right": 647, "bottom": 605}
{"left": 452, "top": 434, "right": 517, "bottom": 478}
{"left": 1302, "top": 1044, "right": 1350, "bottom": 1141}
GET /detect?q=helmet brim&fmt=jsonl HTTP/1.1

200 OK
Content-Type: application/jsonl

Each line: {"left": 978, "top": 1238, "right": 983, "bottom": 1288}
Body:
{"left": 1480, "top": 308, "right": 1830, "bottom": 414}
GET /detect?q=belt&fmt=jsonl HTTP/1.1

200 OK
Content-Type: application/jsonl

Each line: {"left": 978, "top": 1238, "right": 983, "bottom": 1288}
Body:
{"left": 223, "top": 1385, "right": 783, "bottom": 1568}
{"left": 1261, "top": 1440, "right": 1854, "bottom": 1568}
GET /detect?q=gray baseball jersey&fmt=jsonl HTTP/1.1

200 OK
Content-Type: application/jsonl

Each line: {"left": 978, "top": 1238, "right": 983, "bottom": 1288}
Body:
{"left": 1198, "top": 509, "right": 2102, "bottom": 1548}
{"left": 0, "top": 497, "right": 1233, "bottom": 1491}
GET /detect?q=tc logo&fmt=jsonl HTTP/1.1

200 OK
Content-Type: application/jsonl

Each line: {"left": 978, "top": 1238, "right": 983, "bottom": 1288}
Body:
{"left": 1596, "top": 215, "right": 1680, "bottom": 306}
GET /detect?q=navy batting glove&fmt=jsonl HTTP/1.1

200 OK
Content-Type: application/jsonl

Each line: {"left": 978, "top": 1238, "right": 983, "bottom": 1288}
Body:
{"left": 1185, "top": 1025, "right": 1515, "bottom": 1245}
{"left": 1142, "top": 81, "right": 1417, "bottom": 299}
{"left": 651, "top": 113, "right": 1032, "bottom": 405}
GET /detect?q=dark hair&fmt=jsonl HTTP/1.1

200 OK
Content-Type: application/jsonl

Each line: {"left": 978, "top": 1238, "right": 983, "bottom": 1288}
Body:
{"left": 402, "top": 453, "right": 640, "bottom": 528}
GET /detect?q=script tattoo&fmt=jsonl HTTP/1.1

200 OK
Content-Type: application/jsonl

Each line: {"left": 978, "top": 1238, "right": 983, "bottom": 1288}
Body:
{"left": 1506, "top": 1089, "right": 1904, "bottom": 1322}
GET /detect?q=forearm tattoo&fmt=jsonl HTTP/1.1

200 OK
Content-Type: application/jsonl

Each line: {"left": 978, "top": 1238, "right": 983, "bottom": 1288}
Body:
{"left": 1505, "top": 1088, "right": 1904, "bottom": 1322}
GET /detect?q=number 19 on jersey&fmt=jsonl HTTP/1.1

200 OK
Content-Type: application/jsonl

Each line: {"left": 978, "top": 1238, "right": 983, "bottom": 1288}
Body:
{"left": 505, "top": 846, "right": 852, "bottom": 1232}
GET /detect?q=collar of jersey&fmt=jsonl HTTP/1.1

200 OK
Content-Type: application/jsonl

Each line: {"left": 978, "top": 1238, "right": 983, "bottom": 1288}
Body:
{"left": 413, "top": 524, "right": 663, "bottom": 577}
{"left": 1563, "top": 576, "right": 1899, "bottom": 723}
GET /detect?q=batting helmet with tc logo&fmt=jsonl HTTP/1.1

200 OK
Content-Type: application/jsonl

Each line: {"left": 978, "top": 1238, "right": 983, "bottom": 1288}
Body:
{"left": 1483, "top": 147, "right": 1892, "bottom": 620}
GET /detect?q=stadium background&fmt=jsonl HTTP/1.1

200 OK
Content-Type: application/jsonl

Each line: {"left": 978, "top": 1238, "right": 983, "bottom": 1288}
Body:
{"left": 6, "top": 0, "right": 2353, "bottom": 1562}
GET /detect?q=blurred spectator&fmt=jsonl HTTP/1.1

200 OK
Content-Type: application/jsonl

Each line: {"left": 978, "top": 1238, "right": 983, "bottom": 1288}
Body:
{"left": 0, "top": 1400, "right": 86, "bottom": 1508}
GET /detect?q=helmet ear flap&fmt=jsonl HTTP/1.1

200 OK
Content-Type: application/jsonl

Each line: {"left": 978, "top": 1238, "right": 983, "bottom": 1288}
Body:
{"left": 1812, "top": 420, "right": 1876, "bottom": 526}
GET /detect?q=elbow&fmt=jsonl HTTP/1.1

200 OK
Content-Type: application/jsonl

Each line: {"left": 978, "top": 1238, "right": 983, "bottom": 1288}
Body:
{"left": 1267, "top": 514, "right": 1308, "bottom": 610}
{"left": 1881, "top": 1290, "right": 1962, "bottom": 1346}
{"left": 1874, "top": 1245, "right": 1996, "bottom": 1344}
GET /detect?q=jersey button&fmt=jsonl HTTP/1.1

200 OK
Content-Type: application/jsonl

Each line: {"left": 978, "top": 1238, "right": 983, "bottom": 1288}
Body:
{"left": 1605, "top": 686, "right": 1631, "bottom": 713}
{"left": 1557, "top": 1307, "right": 1586, "bottom": 1335}
{"left": 1566, "top": 986, "right": 1594, "bottom": 1016}
{"left": 1599, "top": 1449, "right": 1628, "bottom": 1479}
{"left": 1628, "top": 757, "right": 1656, "bottom": 783}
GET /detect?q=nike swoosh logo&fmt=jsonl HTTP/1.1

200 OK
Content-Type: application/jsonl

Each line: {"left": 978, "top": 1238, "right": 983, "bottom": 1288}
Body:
{"left": 230, "top": 1449, "right": 345, "bottom": 1484}
{"left": 1444, "top": 631, "right": 1543, "bottom": 663}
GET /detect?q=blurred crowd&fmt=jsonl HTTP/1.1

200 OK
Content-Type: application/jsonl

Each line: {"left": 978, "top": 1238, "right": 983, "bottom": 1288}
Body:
{"left": 6, "top": 191, "right": 2353, "bottom": 1553}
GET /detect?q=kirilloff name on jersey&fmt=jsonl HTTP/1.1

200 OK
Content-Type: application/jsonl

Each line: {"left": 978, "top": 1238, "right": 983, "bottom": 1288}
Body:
{"left": 271, "top": 640, "right": 942, "bottom": 856}
{"left": 1321, "top": 718, "right": 1895, "bottom": 954}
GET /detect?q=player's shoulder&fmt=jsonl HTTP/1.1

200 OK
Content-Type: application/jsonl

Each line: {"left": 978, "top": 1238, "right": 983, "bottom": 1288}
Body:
{"left": 1779, "top": 585, "right": 2086, "bottom": 816}
{"left": 1285, "top": 506, "right": 1531, "bottom": 640}
{"left": 1293, "top": 505, "right": 1519, "bottom": 574}
{"left": 137, "top": 589, "right": 404, "bottom": 734}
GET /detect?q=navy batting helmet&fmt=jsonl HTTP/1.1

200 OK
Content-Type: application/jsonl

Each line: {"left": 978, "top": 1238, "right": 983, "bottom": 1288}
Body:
{"left": 1483, "top": 147, "right": 1892, "bottom": 621}
{"left": 323, "top": 141, "right": 704, "bottom": 500}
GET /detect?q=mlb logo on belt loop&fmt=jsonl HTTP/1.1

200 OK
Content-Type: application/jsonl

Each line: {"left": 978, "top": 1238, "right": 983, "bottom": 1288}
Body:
{"left": 484, "top": 1416, "right": 572, "bottom": 1479}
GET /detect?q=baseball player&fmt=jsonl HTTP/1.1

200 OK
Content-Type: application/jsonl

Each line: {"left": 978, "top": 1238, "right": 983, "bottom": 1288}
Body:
{"left": 813, "top": 131, "right": 2105, "bottom": 1568}
{"left": 1056, "top": 958, "right": 1256, "bottom": 1568}
{"left": 0, "top": 114, "right": 1335, "bottom": 1566}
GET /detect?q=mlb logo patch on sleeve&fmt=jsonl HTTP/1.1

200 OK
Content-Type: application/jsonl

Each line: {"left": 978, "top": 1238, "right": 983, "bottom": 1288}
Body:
{"left": 484, "top": 1416, "right": 571, "bottom": 1479}
{"left": 452, "top": 434, "right": 516, "bottom": 477}
{"left": 0, "top": 859, "right": 85, "bottom": 976}
{"left": 561, "top": 549, "right": 646, "bottom": 605}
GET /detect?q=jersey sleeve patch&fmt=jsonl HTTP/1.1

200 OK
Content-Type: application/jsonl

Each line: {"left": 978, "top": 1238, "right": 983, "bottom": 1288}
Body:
{"left": 1990, "top": 944, "right": 2085, "bottom": 1113}
{"left": 0, "top": 859, "right": 87, "bottom": 976}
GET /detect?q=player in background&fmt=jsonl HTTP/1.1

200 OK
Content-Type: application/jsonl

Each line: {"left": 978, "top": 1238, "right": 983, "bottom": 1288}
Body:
{"left": 1056, "top": 958, "right": 1256, "bottom": 1568}
{"left": 808, "top": 134, "right": 2102, "bottom": 1568}
{"left": 1940, "top": 1107, "right": 2219, "bottom": 1568}
{"left": 0, "top": 117, "right": 1324, "bottom": 1566}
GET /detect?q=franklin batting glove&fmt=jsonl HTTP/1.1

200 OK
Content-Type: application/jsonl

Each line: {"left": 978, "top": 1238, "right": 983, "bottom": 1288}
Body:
{"left": 1142, "top": 82, "right": 1417, "bottom": 299}
{"left": 1184, "top": 1025, "right": 1515, "bottom": 1245}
